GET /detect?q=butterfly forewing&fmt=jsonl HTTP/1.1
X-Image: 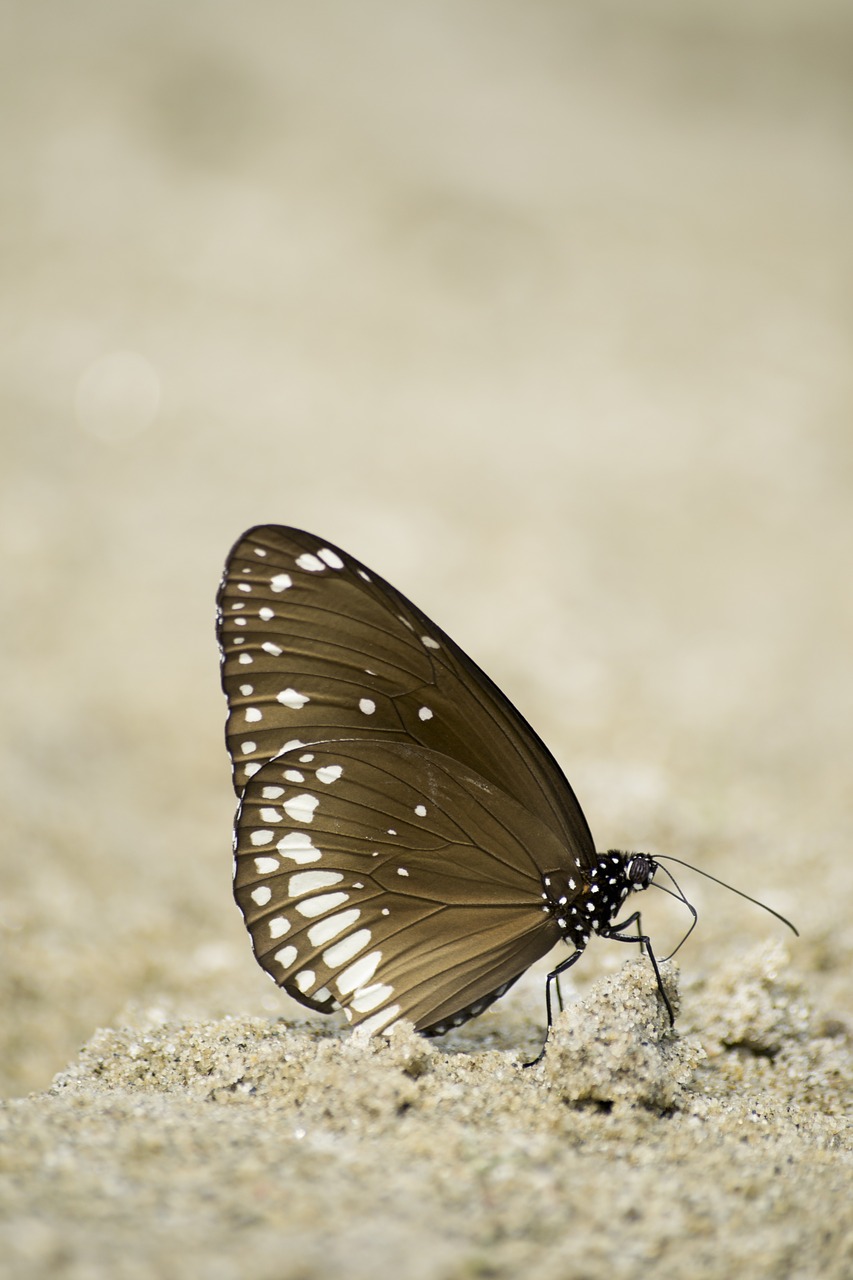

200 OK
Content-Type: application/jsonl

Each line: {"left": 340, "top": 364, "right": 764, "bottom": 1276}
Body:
{"left": 216, "top": 525, "right": 595, "bottom": 859}
{"left": 233, "top": 739, "right": 567, "bottom": 1033}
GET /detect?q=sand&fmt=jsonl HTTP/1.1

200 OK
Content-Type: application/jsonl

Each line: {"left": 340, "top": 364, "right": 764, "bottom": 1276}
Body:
{"left": 1, "top": 3, "right": 851, "bottom": 1277}
{"left": 2, "top": 955, "right": 850, "bottom": 1279}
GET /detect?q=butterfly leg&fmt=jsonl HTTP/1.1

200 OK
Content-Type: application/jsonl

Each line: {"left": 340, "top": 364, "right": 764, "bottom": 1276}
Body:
{"left": 522, "top": 948, "right": 586, "bottom": 1068}
{"left": 599, "top": 913, "right": 675, "bottom": 1026}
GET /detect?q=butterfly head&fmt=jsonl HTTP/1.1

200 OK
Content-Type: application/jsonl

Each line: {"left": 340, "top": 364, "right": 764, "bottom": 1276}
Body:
{"left": 622, "top": 851, "right": 658, "bottom": 892}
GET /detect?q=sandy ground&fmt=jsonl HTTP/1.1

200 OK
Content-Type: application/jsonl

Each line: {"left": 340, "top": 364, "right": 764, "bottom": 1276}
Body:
{"left": 1, "top": 3, "right": 851, "bottom": 1277}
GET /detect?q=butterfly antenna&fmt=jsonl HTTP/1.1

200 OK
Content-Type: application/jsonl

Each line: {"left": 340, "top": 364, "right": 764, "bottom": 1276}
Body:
{"left": 655, "top": 854, "right": 799, "bottom": 936}
{"left": 649, "top": 866, "right": 698, "bottom": 961}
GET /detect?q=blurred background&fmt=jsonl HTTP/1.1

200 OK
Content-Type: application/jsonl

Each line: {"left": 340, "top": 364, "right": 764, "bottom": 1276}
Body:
{"left": 2, "top": 0, "right": 851, "bottom": 1098}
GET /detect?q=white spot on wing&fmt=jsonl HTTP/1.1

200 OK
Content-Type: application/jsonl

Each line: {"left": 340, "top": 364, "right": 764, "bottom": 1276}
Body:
{"left": 277, "top": 688, "right": 309, "bottom": 709}
{"left": 336, "top": 951, "right": 382, "bottom": 995}
{"left": 241, "top": 740, "right": 257, "bottom": 753}
{"left": 323, "top": 929, "right": 371, "bottom": 968}
{"left": 307, "top": 908, "right": 360, "bottom": 946}
{"left": 259, "top": 808, "right": 281, "bottom": 823}
{"left": 250, "top": 886, "right": 271, "bottom": 906}
{"left": 350, "top": 983, "right": 394, "bottom": 1013}
{"left": 316, "top": 765, "right": 343, "bottom": 785}
{"left": 318, "top": 548, "right": 344, "bottom": 569}
{"left": 262, "top": 786, "right": 285, "bottom": 800}
{"left": 294, "top": 970, "right": 315, "bottom": 993}
{"left": 245, "top": 708, "right": 262, "bottom": 723}
{"left": 418, "top": 707, "right": 433, "bottom": 721}
{"left": 270, "top": 573, "right": 292, "bottom": 592}
{"left": 275, "top": 945, "right": 297, "bottom": 968}
{"left": 269, "top": 917, "right": 290, "bottom": 938}
{"left": 282, "top": 794, "right": 319, "bottom": 823}
{"left": 288, "top": 870, "right": 344, "bottom": 896}
{"left": 239, "top": 654, "right": 253, "bottom": 665}
{"left": 357, "top": 1005, "right": 401, "bottom": 1035}
{"left": 296, "top": 553, "right": 324, "bottom": 572}
{"left": 284, "top": 769, "right": 304, "bottom": 783}
{"left": 414, "top": 805, "right": 427, "bottom": 817}
{"left": 254, "top": 856, "right": 279, "bottom": 874}
{"left": 421, "top": 636, "right": 440, "bottom": 649}
{"left": 239, "top": 684, "right": 253, "bottom": 695}
{"left": 262, "top": 642, "right": 283, "bottom": 656}
{"left": 359, "top": 698, "right": 376, "bottom": 715}
{"left": 296, "top": 892, "right": 349, "bottom": 917}
{"left": 259, "top": 608, "right": 274, "bottom": 621}
{"left": 249, "top": 830, "right": 275, "bottom": 846}
{"left": 276, "top": 832, "right": 321, "bottom": 864}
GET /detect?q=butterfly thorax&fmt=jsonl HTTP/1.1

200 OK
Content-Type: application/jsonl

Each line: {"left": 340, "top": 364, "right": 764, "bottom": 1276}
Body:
{"left": 542, "top": 850, "right": 657, "bottom": 953}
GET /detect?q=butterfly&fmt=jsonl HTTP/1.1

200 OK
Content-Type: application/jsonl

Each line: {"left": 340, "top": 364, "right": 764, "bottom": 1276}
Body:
{"left": 214, "top": 524, "right": 694, "bottom": 1050}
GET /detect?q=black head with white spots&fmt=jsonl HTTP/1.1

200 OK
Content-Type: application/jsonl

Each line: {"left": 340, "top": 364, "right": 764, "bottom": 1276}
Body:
{"left": 542, "top": 849, "right": 658, "bottom": 953}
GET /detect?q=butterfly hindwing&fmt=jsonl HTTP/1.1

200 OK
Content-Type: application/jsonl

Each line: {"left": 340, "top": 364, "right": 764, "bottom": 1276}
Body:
{"left": 216, "top": 525, "right": 596, "bottom": 861}
{"left": 233, "top": 739, "right": 567, "bottom": 1033}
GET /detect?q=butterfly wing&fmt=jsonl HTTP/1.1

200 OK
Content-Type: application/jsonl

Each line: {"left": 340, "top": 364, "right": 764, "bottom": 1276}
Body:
{"left": 234, "top": 739, "right": 567, "bottom": 1033}
{"left": 216, "top": 525, "right": 595, "bottom": 861}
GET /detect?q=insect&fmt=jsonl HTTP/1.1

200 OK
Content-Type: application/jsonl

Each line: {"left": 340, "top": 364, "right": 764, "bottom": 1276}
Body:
{"left": 216, "top": 526, "right": 795, "bottom": 1051}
